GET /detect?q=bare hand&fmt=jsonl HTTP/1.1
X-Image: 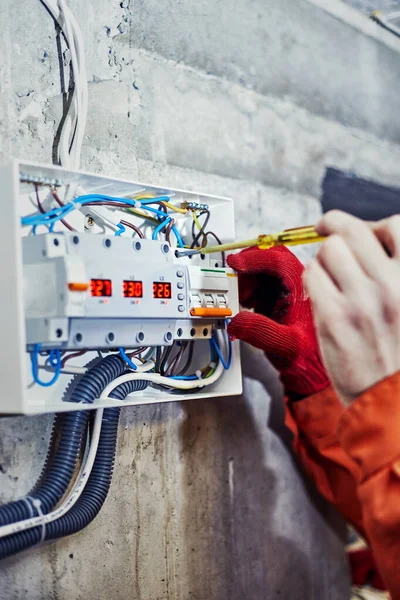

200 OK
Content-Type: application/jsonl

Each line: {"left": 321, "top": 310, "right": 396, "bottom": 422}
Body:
{"left": 303, "top": 210, "right": 400, "bottom": 406}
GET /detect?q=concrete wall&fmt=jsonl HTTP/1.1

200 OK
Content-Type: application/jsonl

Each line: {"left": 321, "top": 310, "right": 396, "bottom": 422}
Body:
{"left": 1, "top": 0, "right": 400, "bottom": 598}
{"left": 346, "top": 0, "right": 400, "bottom": 11}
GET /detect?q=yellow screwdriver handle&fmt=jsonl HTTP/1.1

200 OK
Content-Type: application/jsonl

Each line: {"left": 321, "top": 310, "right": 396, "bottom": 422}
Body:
{"left": 257, "top": 226, "right": 325, "bottom": 249}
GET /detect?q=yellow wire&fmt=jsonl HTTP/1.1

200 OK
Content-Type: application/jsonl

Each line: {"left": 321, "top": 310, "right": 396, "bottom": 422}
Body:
{"left": 134, "top": 195, "right": 187, "bottom": 214}
{"left": 161, "top": 201, "right": 187, "bottom": 214}
{"left": 192, "top": 211, "right": 203, "bottom": 231}
{"left": 126, "top": 208, "right": 159, "bottom": 224}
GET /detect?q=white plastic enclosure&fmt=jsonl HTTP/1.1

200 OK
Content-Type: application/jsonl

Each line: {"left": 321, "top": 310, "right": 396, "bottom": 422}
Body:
{"left": 0, "top": 160, "right": 242, "bottom": 415}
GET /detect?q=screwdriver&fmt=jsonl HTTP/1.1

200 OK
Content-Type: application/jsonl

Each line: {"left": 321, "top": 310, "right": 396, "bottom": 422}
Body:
{"left": 175, "top": 226, "right": 326, "bottom": 257}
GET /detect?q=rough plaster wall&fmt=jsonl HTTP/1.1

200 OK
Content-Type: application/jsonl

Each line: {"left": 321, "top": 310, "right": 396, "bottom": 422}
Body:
{"left": 1, "top": 0, "right": 400, "bottom": 598}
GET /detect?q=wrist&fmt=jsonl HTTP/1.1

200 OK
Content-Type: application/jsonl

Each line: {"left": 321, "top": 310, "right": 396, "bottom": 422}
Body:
{"left": 280, "top": 358, "right": 330, "bottom": 399}
{"left": 337, "top": 371, "right": 400, "bottom": 482}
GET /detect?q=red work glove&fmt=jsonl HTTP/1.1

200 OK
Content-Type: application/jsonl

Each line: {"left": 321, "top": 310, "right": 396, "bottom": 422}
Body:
{"left": 227, "top": 246, "right": 330, "bottom": 398}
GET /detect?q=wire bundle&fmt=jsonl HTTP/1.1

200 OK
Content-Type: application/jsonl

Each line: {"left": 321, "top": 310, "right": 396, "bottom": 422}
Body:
{"left": 40, "top": 0, "right": 88, "bottom": 169}
{"left": 23, "top": 193, "right": 185, "bottom": 247}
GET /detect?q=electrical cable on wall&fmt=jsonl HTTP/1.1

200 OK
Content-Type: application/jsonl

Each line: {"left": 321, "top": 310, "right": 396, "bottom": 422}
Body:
{"left": 40, "top": 0, "right": 88, "bottom": 169}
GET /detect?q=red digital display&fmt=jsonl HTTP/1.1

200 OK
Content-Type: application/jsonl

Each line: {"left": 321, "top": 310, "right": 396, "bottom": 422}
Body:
{"left": 153, "top": 282, "right": 172, "bottom": 299}
{"left": 123, "top": 280, "right": 143, "bottom": 298}
{"left": 90, "top": 279, "right": 112, "bottom": 297}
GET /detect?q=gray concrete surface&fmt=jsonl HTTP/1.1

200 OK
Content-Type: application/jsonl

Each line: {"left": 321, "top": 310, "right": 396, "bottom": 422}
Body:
{"left": 1, "top": 0, "right": 400, "bottom": 598}
{"left": 346, "top": 0, "right": 400, "bottom": 11}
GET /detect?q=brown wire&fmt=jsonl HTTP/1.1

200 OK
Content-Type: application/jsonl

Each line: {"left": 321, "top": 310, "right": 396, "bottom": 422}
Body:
{"left": 205, "top": 231, "right": 226, "bottom": 266}
{"left": 81, "top": 202, "right": 146, "bottom": 237}
{"left": 127, "top": 347, "right": 148, "bottom": 359}
{"left": 164, "top": 344, "right": 186, "bottom": 377}
{"left": 165, "top": 218, "right": 175, "bottom": 245}
{"left": 35, "top": 185, "right": 74, "bottom": 232}
{"left": 175, "top": 341, "right": 195, "bottom": 376}
{"left": 120, "top": 219, "right": 145, "bottom": 238}
{"left": 61, "top": 349, "right": 88, "bottom": 368}
{"left": 51, "top": 188, "right": 75, "bottom": 231}
{"left": 35, "top": 184, "right": 46, "bottom": 214}
{"left": 191, "top": 210, "right": 210, "bottom": 249}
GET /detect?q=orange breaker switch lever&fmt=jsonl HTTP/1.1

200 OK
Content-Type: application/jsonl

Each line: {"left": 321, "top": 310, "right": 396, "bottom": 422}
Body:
{"left": 68, "top": 282, "right": 90, "bottom": 292}
{"left": 190, "top": 307, "right": 232, "bottom": 318}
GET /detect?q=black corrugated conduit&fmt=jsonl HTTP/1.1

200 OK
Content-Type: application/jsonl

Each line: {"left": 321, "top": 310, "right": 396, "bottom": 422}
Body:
{"left": 0, "top": 378, "right": 147, "bottom": 559}
{"left": 0, "top": 355, "right": 125, "bottom": 527}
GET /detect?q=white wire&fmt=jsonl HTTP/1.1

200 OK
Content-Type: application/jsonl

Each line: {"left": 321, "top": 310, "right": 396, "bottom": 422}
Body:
{"left": 99, "top": 364, "right": 224, "bottom": 397}
{"left": 60, "top": 1, "right": 88, "bottom": 168}
{"left": 100, "top": 353, "right": 225, "bottom": 399}
{"left": 0, "top": 408, "right": 103, "bottom": 539}
{"left": 40, "top": 0, "right": 88, "bottom": 169}
{"left": 60, "top": 353, "right": 221, "bottom": 387}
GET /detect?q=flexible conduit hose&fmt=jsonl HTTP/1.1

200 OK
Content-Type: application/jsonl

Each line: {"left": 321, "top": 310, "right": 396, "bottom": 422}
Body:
{"left": 0, "top": 379, "right": 147, "bottom": 559}
{"left": 0, "top": 355, "right": 126, "bottom": 527}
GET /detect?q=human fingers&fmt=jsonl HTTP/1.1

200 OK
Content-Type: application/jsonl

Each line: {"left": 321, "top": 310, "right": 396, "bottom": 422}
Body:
{"left": 370, "top": 215, "right": 400, "bottom": 258}
{"left": 228, "top": 311, "right": 296, "bottom": 357}
{"left": 227, "top": 246, "right": 303, "bottom": 279}
{"left": 316, "top": 210, "right": 388, "bottom": 281}
{"left": 303, "top": 258, "right": 343, "bottom": 329}
{"left": 315, "top": 234, "right": 371, "bottom": 294}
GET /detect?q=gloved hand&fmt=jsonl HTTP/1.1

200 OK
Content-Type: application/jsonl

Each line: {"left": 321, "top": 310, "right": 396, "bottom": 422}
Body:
{"left": 227, "top": 246, "right": 330, "bottom": 398}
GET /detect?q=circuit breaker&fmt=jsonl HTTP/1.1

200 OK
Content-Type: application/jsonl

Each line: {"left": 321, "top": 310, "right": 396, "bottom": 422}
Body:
{"left": 23, "top": 235, "right": 234, "bottom": 349}
{"left": 0, "top": 161, "right": 242, "bottom": 415}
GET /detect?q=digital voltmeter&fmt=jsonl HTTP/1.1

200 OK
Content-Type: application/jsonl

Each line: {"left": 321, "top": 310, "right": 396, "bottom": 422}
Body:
{"left": 123, "top": 280, "right": 143, "bottom": 298}
{"left": 90, "top": 279, "right": 112, "bottom": 297}
{"left": 153, "top": 282, "right": 172, "bottom": 299}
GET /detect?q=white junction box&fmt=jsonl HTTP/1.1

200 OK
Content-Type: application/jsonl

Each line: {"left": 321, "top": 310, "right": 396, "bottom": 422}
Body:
{"left": 0, "top": 160, "right": 242, "bottom": 414}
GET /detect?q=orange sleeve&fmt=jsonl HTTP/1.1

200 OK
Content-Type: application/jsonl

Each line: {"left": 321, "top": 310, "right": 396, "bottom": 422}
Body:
{"left": 337, "top": 372, "right": 400, "bottom": 600}
{"left": 285, "top": 386, "right": 365, "bottom": 535}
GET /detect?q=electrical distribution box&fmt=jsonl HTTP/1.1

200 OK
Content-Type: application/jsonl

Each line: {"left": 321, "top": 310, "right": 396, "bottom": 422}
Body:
{"left": 0, "top": 161, "right": 242, "bottom": 415}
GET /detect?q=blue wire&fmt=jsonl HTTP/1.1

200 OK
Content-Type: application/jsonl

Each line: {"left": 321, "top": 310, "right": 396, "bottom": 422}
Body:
{"left": 22, "top": 193, "right": 186, "bottom": 247}
{"left": 152, "top": 217, "right": 171, "bottom": 240}
{"left": 48, "top": 350, "right": 60, "bottom": 368}
{"left": 118, "top": 348, "right": 138, "bottom": 370}
{"left": 22, "top": 196, "right": 168, "bottom": 227}
{"left": 22, "top": 204, "right": 76, "bottom": 226}
{"left": 171, "top": 226, "right": 184, "bottom": 248}
{"left": 137, "top": 196, "right": 171, "bottom": 205}
{"left": 115, "top": 223, "right": 126, "bottom": 236}
{"left": 210, "top": 332, "right": 232, "bottom": 370}
{"left": 31, "top": 344, "right": 62, "bottom": 387}
{"left": 169, "top": 332, "right": 231, "bottom": 380}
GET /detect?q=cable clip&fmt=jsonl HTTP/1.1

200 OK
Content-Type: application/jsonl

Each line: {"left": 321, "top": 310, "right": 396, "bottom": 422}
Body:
{"left": 22, "top": 496, "right": 46, "bottom": 543}
{"left": 31, "top": 498, "right": 46, "bottom": 543}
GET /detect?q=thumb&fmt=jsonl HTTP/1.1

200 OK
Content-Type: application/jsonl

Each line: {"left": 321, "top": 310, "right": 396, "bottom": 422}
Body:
{"left": 228, "top": 311, "right": 297, "bottom": 358}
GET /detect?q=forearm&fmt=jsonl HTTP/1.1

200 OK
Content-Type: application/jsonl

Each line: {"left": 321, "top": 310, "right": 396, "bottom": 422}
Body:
{"left": 285, "top": 386, "right": 364, "bottom": 534}
{"left": 338, "top": 372, "right": 400, "bottom": 599}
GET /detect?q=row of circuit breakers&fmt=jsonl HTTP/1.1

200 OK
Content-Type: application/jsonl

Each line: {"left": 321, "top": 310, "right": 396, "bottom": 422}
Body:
{"left": 24, "top": 233, "right": 235, "bottom": 350}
